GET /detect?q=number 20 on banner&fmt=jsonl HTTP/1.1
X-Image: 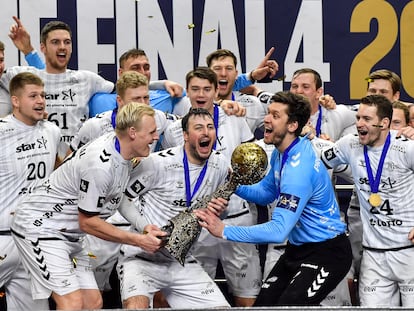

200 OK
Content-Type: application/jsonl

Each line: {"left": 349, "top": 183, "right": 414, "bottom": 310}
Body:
{"left": 350, "top": 0, "right": 414, "bottom": 99}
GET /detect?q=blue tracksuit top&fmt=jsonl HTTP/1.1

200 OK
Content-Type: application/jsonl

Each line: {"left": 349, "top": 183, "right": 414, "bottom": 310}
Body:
{"left": 227, "top": 137, "right": 346, "bottom": 245}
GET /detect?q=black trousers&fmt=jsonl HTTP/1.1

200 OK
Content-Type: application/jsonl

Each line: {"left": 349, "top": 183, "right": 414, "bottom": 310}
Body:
{"left": 254, "top": 233, "right": 352, "bottom": 306}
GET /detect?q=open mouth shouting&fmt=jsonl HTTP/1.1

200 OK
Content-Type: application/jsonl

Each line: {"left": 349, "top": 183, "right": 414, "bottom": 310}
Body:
{"left": 198, "top": 137, "right": 212, "bottom": 155}
{"left": 195, "top": 100, "right": 208, "bottom": 109}
{"left": 218, "top": 79, "right": 229, "bottom": 94}
{"left": 57, "top": 52, "right": 67, "bottom": 62}
{"left": 357, "top": 128, "right": 368, "bottom": 139}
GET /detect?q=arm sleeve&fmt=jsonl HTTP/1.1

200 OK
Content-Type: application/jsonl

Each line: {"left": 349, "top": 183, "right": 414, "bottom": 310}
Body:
{"left": 235, "top": 161, "right": 279, "bottom": 206}
{"left": 118, "top": 195, "right": 148, "bottom": 232}
{"left": 149, "top": 80, "right": 167, "bottom": 90}
{"left": 24, "top": 50, "right": 45, "bottom": 69}
{"left": 226, "top": 158, "right": 315, "bottom": 244}
{"left": 88, "top": 93, "right": 116, "bottom": 117}
{"left": 233, "top": 73, "right": 253, "bottom": 91}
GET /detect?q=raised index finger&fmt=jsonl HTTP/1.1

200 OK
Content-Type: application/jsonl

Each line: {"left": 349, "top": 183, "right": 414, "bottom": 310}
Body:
{"left": 264, "top": 46, "right": 275, "bottom": 61}
{"left": 257, "top": 47, "right": 275, "bottom": 67}
{"left": 12, "top": 15, "right": 23, "bottom": 28}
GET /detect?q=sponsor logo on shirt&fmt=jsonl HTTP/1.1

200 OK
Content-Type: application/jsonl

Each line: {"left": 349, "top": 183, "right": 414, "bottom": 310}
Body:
{"left": 80, "top": 179, "right": 89, "bottom": 192}
{"left": 45, "top": 89, "right": 77, "bottom": 102}
{"left": 97, "top": 196, "right": 105, "bottom": 208}
{"left": 277, "top": 193, "right": 300, "bottom": 212}
{"left": 323, "top": 148, "right": 336, "bottom": 161}
{"left": 15, "top": 136, "right": 48, "bottom": 153}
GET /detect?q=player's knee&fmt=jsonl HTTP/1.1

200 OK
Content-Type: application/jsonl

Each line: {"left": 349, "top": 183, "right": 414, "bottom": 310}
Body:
{"left": 84, "top": 292, "right": 103, "bottom": 309}
{"left": 123, "top": 295, "right": 150, "bottom": 309}
{"left": 53, "top": 292, "right": 83, "bottom": 310}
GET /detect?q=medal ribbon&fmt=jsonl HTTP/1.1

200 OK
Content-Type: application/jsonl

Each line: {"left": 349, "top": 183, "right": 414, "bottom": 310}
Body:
{"left": 111, "top": 107, "right": 121, "bottom": 153}
{"left": 363, "top": 133, "right": 391, "bottom": 194}
{"left": 315, "top": 105, "right": 322, "bottom": 137}
{"left": 183, "top": 149, "right": 209, "bottom": 207}
{"left": 212, "top": 104, "right": 219, "bottom": 150}
{"left": 111, "top": 107, "right": 118, "bottom": 129}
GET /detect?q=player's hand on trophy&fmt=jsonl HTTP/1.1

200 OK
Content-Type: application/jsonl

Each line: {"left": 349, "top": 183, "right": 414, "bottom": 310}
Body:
{"left": 194, "top": 209, "right": 225, "bottom": 239}
{"left": 205, "top": 197, "right": 228, "bottom": 217}
{"left": 139, "top": 224, "right": 169, "bottom": 252}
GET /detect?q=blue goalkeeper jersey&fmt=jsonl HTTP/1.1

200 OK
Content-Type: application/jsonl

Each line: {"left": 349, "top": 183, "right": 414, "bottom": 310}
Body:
{"left": 227, "top": 137, "right": 346, "bottom": 245}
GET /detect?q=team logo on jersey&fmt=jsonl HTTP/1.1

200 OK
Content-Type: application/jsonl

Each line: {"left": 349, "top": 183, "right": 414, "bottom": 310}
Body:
{"left": 258, "top": 92, "right": 271, "bottom": 105}
{"left": 126, "top": 180, "right": 145, "bottom": 196}
{"left": 277, "top": 193, "right": 300, "bottom": 212}
{"left": 323, "top": 148, "right": 336, "bottom": 161}
{"left": 290, "top": 152, "right": 301, "bottom": 167}
{"left": 97, "top": 196, "right": 105, "bottom": 208}
{"left": 80, "top": 179, "right": 89, "bottom": 192}
{"left": 158, "top": 149, "right": 175, "bottom": 157}
{"left": 100, "top": 149, "right": 111, "bottom": 162}
{"left": 37, "top": 136, "right": 48, "bottom": 148}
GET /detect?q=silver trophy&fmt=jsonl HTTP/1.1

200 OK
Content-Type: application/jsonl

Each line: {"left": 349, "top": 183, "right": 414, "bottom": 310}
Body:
{"left": 161, "top": 142, "right": 268, "bottom": 265}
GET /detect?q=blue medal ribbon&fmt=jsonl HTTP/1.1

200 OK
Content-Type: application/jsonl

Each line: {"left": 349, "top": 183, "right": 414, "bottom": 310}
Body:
{"left": 183, "top": 149, "right": 209, "bottom": 207}
{"left": 111, "top": 107, "right": 121, "bottom": 153}
{"left": 315, "top": 105, "right": 322, "bottom": 137}
{"left": 111, "top": 107, "right": 118, "bottom": 129}
{"left": 363, "top": 133, "right": 391, "bottom": 194}
{"left": 212, "top": 104, "right": 219, "bottom": 150}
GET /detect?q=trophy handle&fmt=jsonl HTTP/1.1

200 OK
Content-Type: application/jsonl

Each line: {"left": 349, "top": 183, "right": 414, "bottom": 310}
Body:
{"left": 188, "top": 180, "right": 238, "bottom": 212}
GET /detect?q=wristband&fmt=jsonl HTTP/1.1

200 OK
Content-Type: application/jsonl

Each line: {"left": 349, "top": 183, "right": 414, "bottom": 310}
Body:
{"left": 249, "top": 70, "right": 256, "bottom": 83}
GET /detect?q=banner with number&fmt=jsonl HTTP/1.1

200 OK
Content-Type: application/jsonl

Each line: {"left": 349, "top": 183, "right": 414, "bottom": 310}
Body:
{"left": 1, "top": 0, "right": 413, "bottom": 104}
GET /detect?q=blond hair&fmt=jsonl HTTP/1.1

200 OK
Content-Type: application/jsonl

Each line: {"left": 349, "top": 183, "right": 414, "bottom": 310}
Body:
{"left": 116, "top": 71, "right": 148, "bottom": 99}
{"left": 115, "top": 102, "right": 154, "bottom": 135}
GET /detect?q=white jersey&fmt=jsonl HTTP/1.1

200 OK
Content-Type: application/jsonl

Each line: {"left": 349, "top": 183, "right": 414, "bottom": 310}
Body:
{"left": 0, "top": 80, "right": 9, "bottom": 117}
{"left": 120, "top": 145, "right": 230, "bottom": 259}
{"left": 11, "top": 132, "right": 132, "bottom": 240}
{"left": 162, "top": 106, "right": 254, "bottom": 216}
{"left": 235, "top": 92, "right": 267, "bottom": 133}
{"left": 1, "top": 66, "right": 114, "bottom": 153}
{"left": 310, "top": 105, "right": 357, "bottom": 141}
{"left": 163, "top": 106, "right": 253, "bottom": 159}
{"left": 0, "top": 115, "right": 61, "bottom": 231}
{"left": 70, "top": 108, "right": 175, "bottom": 152}
{"left": 321, "top": 131, "right": 414, "bottom": 250}
{"left": 257, "top": 91, "right": 357, "bottom": 141}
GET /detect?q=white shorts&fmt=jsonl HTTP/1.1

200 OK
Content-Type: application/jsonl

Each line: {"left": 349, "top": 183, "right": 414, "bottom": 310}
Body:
{"left": 12, "top": 233, "right": 98, "bottom": 300}
{"left": 320, "top": 277, "right": 352, "bottom": 306}
{"left": 117, "top": 254, "right": 230, "bottom": 308}
{"left": 0, "top": 235, "right": 49, "bottom": 310}
{"left": 83, "top": 234, "right": 121, "bottom": 291}
{"left": 193, "top": 208, "right": 262, "bottom": 298}
{"left": 346, "top": 206, "right": 363, "bottom": 277}
{"left": 359, "top": 247, "right": 414, "bottom": 307}
{"left": 83, "top": 211, "right": 131, "bottom": 291}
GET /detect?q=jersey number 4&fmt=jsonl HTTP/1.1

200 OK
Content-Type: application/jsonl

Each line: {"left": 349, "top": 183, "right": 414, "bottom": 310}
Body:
{"left": 370, "top": 199, "right": 393, "bottom": 215}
